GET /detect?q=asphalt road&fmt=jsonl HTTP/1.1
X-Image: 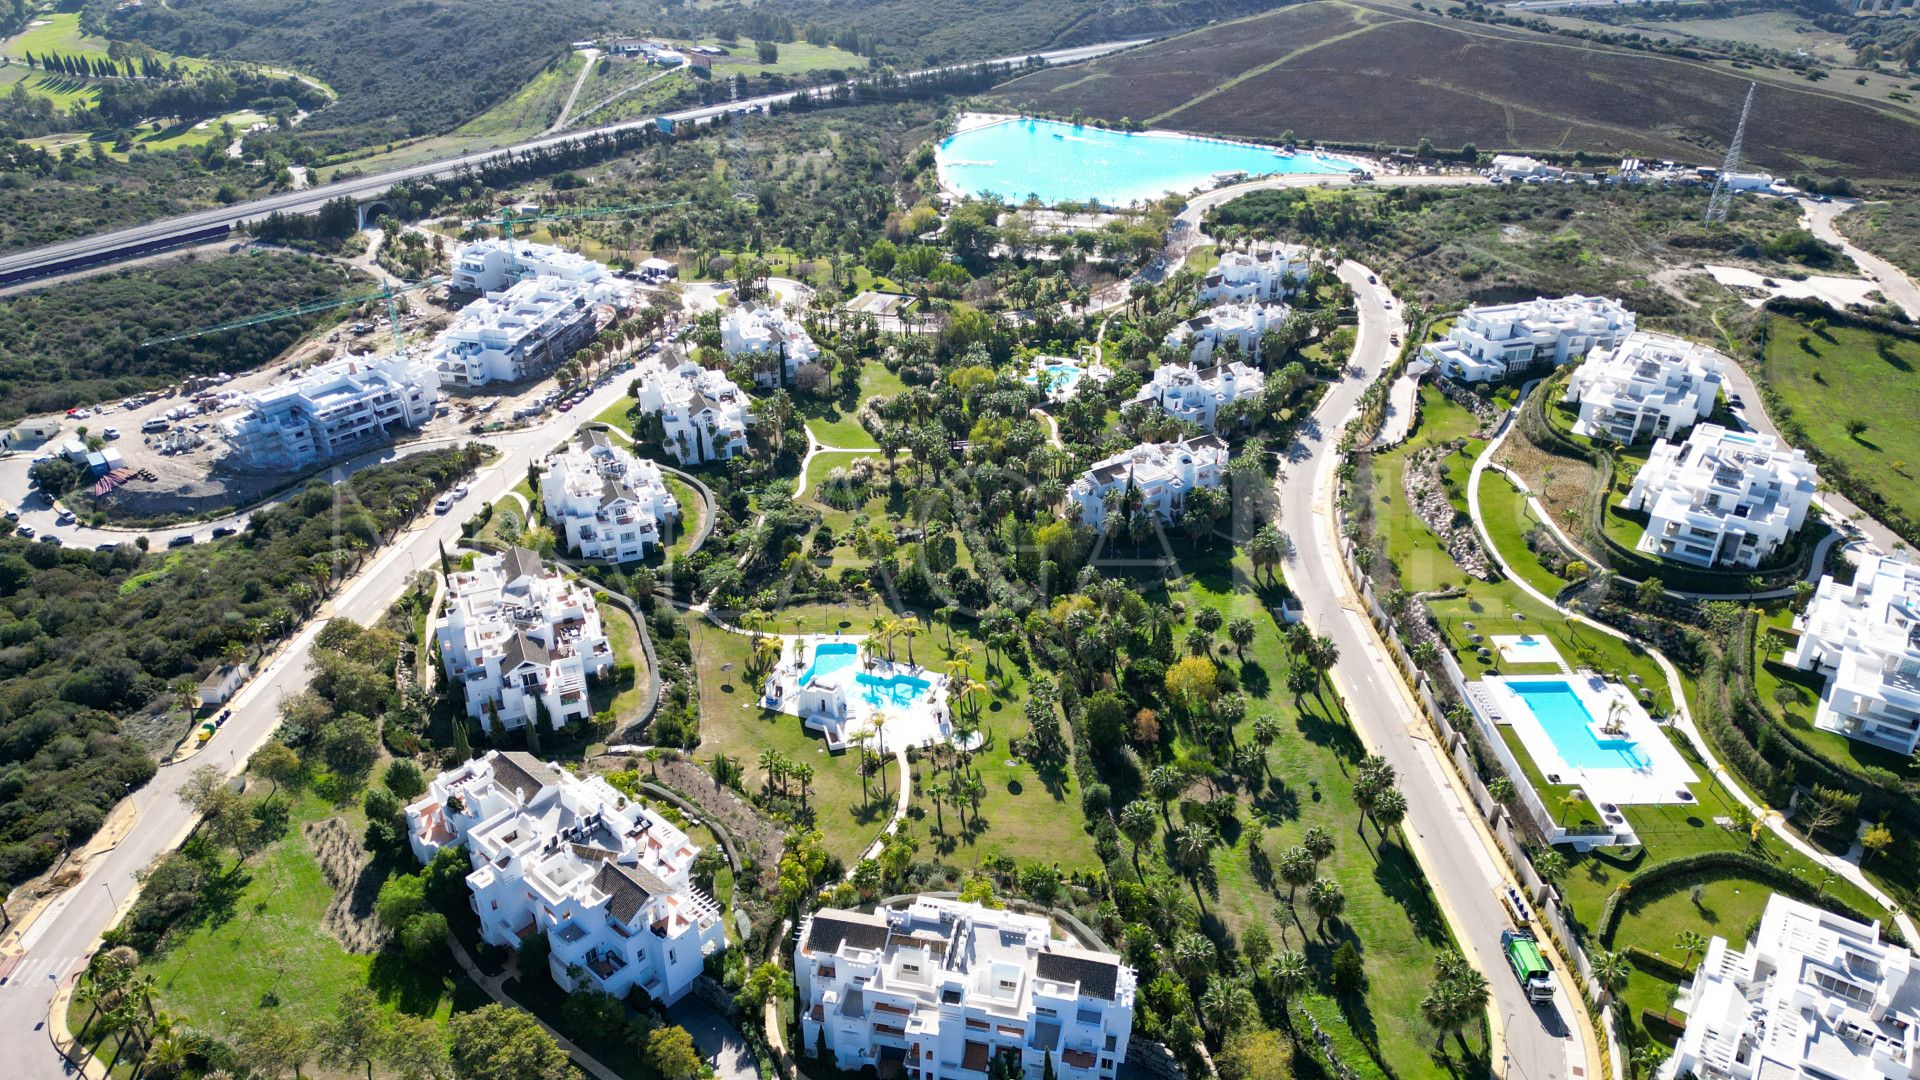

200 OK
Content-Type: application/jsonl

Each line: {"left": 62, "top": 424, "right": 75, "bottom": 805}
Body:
{"left": 0, "top": 368, "right": 642, "bottom": 1080}
{"left": 1274, "top": 263, "right": 1588, "bottom": 1080}
{"left": 0, "top": 39, "right": 1147, "bottom": 283}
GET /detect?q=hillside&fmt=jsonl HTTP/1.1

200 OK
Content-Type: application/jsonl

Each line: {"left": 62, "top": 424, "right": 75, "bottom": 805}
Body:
{"left": 988, "top": 0, "right": 1920, "bottom": 181}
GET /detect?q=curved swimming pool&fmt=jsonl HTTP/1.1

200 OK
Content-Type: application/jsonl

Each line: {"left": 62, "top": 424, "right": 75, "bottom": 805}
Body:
{"left": 937, "top": 117, "right": 1358, "bottom": 206}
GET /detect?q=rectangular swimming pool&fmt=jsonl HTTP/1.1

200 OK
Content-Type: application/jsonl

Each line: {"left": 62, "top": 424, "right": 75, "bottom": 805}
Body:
{"left": 1508, "top": 679, "right": 1651, "bottom": 771}
{"left": 800, "top": 642, "right": 859, "bottom": 687}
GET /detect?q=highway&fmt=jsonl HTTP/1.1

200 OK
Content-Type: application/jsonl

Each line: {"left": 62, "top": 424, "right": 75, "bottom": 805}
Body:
{"left": 1274, "top": 263, "right": 1589, "bottom": 1080}
{"left": 0, "top": 369, "right": 643, "bottom": 1080}
{"left": 0, "top": 39, "right": 1147, "bottom": 284}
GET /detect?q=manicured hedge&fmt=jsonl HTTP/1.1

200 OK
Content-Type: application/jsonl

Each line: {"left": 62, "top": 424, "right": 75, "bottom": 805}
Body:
{"left": 1625, "top": 945, "right": 1690, "bottom": 983}
{"left": 1597, "top": 849, "right": 1900, "bottom": 948}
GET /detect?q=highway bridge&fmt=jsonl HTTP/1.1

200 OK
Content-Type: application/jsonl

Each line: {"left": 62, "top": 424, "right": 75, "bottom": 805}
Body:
{"left": 0, "top": 40, "right": 1144, "bottom": 286}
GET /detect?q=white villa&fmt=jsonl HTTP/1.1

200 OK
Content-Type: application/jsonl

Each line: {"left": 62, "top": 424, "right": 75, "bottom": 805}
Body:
{"left": 404, "top": 750, "right": 725, "bottom": 1006}
{"left": 541, "top": 429, "right": 680, "bottom": 563}
{"left": 219, "top": 354, "right": 439, "bottom": 471}
{"left": 1131, "top": 361, "right": 1265, "bottom": 432}
{"left": 451, "top": 239, "right": 623, "bottom": 295}
{"left": 1068, "top": 435, "right": 1227, "bottom": 531}
{"left": 1489, "top": 154, "right": 1562, "bottom": 181}
{"left": 1661, "top": 893, "right": 1919, "bottom": 1080}
{"left": 1784, "top": 552, "right": 1920, "bottom": 756}
{"left": 1196, "top": 245, "right": 1309, "bottom": 304}
{"left": 1423, "top": 295, "right": 1635, "bottom": 383}
{"left": 1165, "top": 300, "right": 1290, "bottom": 365}
{"left": 1562, "top": 331, "right": 1725, "bottom": 444}
{"left": 722, "top": 302, "right": 819, "bottom": 387}
{"left": 796, "top": 897, "right": 1136, "bottom": 1080}
{"left": 428, "top": 276, "right": 602, "bottom": 388}
{"left": 1622, "top": 424, "right": 1818, "bottom": 570}
{"left": 436, "top": 548, "right": 614, "bottom": 730}
{"left": 630, "top": 353, "right": 752, "bottom": 464}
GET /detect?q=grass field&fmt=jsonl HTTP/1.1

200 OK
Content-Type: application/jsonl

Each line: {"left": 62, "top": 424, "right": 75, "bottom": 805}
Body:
{"left": 4, "top": 13, "right": 113, "bottom": 61}
{"left": 989, "top": 0, "right": 1920, "bottom": 180}
{"left": 456, "top": 54, "right": 583, "bottom": 139}
{"left": 802, "top": 363, "right": 906, "bottom": 447}
{"left": 0, "top": 62, "right": 98, "bottom": 107}
{"left": 1758, "top": 312, "right": 1920, "bottom": 530}
{"left": 1836, "top": 197, "right": 1920, "bottom": 284}
{"left": 1368, "top": 386, "right": 1488, "bottom": 593}
{"left": 1476, "top": 468, "right": 1571, "bottom": 598}
{"left": 713, "top": 39, "right": 866, "bottom": 78}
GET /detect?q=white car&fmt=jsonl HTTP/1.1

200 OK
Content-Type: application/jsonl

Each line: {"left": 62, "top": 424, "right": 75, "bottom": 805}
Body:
{"left": 433, "top": 495, "right": 455, "bottom": 514}
{"left": 16, "top": 524, "right": 33, "bottom": 538}
{"left": 102, "top": 427, "right": 120, "bottom": 440}
{"left": 56, "top": 508, "right": 76, "bottom": 525}
{"left": 451, "top": 483, "right": 470, "bottom": 500}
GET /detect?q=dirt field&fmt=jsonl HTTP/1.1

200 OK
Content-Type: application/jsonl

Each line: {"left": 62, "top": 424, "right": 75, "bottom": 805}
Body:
{"left": 990, "top": 0, "right": 1920, "bottom": 181}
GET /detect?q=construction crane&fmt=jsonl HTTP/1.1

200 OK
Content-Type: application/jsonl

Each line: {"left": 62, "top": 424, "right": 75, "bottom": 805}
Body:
{"left": 139, "top": 276, "right": 445, "bottom": 351}
{"left": 1705, "top": 82, "right": 1756, "bottom": 226}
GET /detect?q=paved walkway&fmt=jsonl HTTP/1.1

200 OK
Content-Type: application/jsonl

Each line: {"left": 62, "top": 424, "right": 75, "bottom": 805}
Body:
{"left": 669, "top": 998, "right": 763, "bottom": 1080}
{"left": 1376, "top": 372, "right": 1421, "bottom": 445}
{"left": 1465, "top": 386, "right": 1920, "bottom": 945}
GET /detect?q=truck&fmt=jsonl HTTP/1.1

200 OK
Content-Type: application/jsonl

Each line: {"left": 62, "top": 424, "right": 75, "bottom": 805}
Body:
{"left": 1502, "top": 930, "right": 1554, "bottom": 1004}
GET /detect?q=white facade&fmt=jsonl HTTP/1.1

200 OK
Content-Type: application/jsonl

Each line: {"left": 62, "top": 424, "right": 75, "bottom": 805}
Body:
{"left": 1068, "top": 435, "right": 1227, "bottom": 531}
{"left": 541, "top": 429, "right": 680, "bottom": 563}
{"left": 404, "top": 750, "right": 725, "bottom": 1005}
{"left": 429, "top": 276, "right": 601, "bottom": 388}
{"left": 450, "top": 239, "right": 621, "bottom": 295}
{"left": 1489, "top": 154, "right": 1561, "bottom": 180}
{"left": 722, "top": 302, "right": 819, "bottom": 387}
{"left": 436, "top": 548, "right": 614, "bottom": 729}
{"left": 1622, "top": 424, "right": 1818, "bottom": 570}
{"left": 1195, "top": 245, "right": 1309, "bottom": 304}
{"left": 797, "top": 897, "right": 1135, "bottom": 1080}
{"left": 219, "top": 354, "right": 439, "bottom": 471}
{"left": 1663, "top": 894, "right": 1919, "bottom": 1080}
{"left": 1422, "top": 295, "right": 1635, "bottom": 383}
{"left": 630, "top": 354, "right": 752, "bottom": 464}
{"left": 1562, "top": 331, "right": 1725, "bottom": 443}
{"left": 1131, "top": 361, "right": 1266, "bottom": 432}
{"left": 1164, "top": 300, "right": 1290, "bottom": 364}
{"left": 1784, "top": 552, "right": 1920, "bottom": 756}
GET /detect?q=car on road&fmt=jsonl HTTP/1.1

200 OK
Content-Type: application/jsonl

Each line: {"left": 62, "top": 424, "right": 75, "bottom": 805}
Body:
{"left": 1389, "top": 334, "right": 1400, "bottom": 345}
{"left": 55, "top": 508, "right": 75, "bottom": 525}
{"left": 95, "top": 542, "right": 119, "bottom": 552}
{"left": 102, "top": 427, "right": 120, "bottom": 440}
{"left": 39, "top": 534, "right": 60, "bottom": 546}
{"left": 15, "top": 524, "right": 32, "bottom": 538}
{"left": 452, "top": 483, "right": 470, "bottom": 500}
{"left": 210, "top": 525, "right": 238, "bottom": 539}
{"left": 1367, "top": 274, "right": 1377, "bottom": 283}
{"left": 168, "top": 534, "right": 196, "bottom": 548}
{"left": 434, "top": 495, "right": 455, "bottom": 514}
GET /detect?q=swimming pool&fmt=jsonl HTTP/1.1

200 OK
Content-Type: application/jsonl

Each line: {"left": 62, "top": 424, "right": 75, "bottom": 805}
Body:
{"left": 937, "top": 117, "right": 1359, "bottom": 206}
{"left": 800, "top": 642, "right": 859, "bottom": 687}
{"left": 1026, "top": 363, "right": 1084, "bottom": 393}
{"left": 857, "top": 671, "right": 933, "bottom": 710}
{"left": 1508, "top": 680, "right": 1651, "bottom": 771}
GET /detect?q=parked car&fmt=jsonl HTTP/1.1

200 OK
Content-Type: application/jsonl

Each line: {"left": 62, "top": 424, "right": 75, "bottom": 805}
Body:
{"left": 434, "top": 495, "right": 455, "bottom": 514}
{"left": 102, "top": 427, "right": 121, "bottom": 440}
{"left": 452, "top": 483, "right": 471, "bottom": 500}
{"left": 15, "top": 524, "right": 33, "bottom": 538}
{"left": 210, "top": 525, "right": 237, "bottom": 539}
{"left": 55, "top": 508, "right": 76, "bottom": 525}
{"left": 168, "top": 534, "right": 196, "bottom": 548}
{"left": 39, "top": 534, "right": 60, "bottom": 545}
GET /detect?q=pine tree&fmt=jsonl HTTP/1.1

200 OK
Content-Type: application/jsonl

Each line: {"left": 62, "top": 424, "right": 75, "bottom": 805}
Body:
{"left": 451, "top": 713, "right": 473, "bottom": 762}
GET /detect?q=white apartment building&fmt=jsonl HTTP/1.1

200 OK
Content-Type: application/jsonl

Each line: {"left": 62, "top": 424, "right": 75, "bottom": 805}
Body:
{"left": 541, "top": 429, "right": 680, "bottom": 563}
{"left": 219, "top": 354, "right": 439, "bottom": 471}
{"left": 1562, "top": 331, "right": 1725, "bottom": 444}
{"left": 436, "top": 547, "right": 614, "bottom": 730}
{"left": 1068, "top": 435, "right": 1227, "bottom": 531}
{"left": 429, "top": 276, "right": 601, "bottom": 388}
{"left": 1164, "top": 300, "right": 1291, "bottom": 364}
{"left": 1622, "top": 424, "right": 1818, "bottom": 570}
{"left": 1422, "top": 295, "right": 1635, "bottom": 383}
{"left": 630, "top": 353, "right": 752, "bottom": 464}
{"left": 796, "top": 897, "right": 1135, "bottom": 1080}
{"left": 1489, "top": 154, "right": 1562, "bottom": 181}
{"left": 450, "top": 239, "right": 621, "bottom": 295}
{"left": 722, "top": 302, "right": 819, "bottom": 387}
{"left": 1662, "top": 893, "right": 1919, "bottom": 1080}
{"left": 1195, "top": 245, "right": 1309, "bottom": 304}
{"left": 1131, "top": 360, "right": 1266, "bottom": 432}
{"left": 405, "top": 750, "right": 725, "bottom": 1006}
{"left": 1784, "top": 552, "right": 1920, "bottom": 756}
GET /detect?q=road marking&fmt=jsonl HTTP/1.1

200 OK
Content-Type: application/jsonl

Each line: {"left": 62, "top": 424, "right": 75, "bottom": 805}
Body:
{"left": 0, "top": 954, "right": 80, "bottom": 991}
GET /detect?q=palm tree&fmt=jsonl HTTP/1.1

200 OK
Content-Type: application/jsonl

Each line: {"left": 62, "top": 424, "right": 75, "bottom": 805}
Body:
{"left": 1267, "top": 949, "right": 1310, "bottom": 1014}
{"left": 1488, "top": 777, "right": 1517, "bottom": 807}
{"left": 1590, "top": 949, "right": 1630, "bottom": 998}
{"left": 791, "top": 762, "right": 814, "bottom": 808}
{"left": 1147, "top": 765, "right": 1184, "bottom": 827}
{"left": 1198, "top": 977, "right": 1256, "bottom": 1042}
{"left": 1306, "top": 877, "right": 1345, "bottom": 935}
{"left": 1251, "top": 716, "right": 1280, "bottom": 782}
{"left": 1303, "top": 825, "right": 1336, "bottom": 867}
{"left": 1371, "top": 786, "right": 1408, "bottom": 842}
{"left": 1674, "top": 929, "right": 1708, "bottom": 973}
{"left": 897, "top": 614, "right": 924, "bottom": 666}
{"left": 1277, "top": 846, "right": 1316, "bottom": 903}
{"left": 1119, "top": 801, "right": 1158, "bottom": 878}
{"left": 758, "top": 748, "right": 786, "bottom": 796}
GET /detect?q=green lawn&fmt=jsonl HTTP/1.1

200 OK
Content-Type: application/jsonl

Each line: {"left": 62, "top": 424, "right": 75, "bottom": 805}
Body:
{"left": 0, "top": 63, "right": 98, "bottom": 107}
{"left": 1428, "top": 583, "right": 1668, "bottom": 705}
{"left": 122, "top": 788, "right": 482, "bottom": 1043}
{"left": 664, "top": 474, "right": 703, "bottom": 562}
{"left": 717, "top": 39, "right": 866, "bottom": 78}
{"left": 1369, "top": 385, "right": 1487, "bottom": 593}
{"left": 1476, "top": 468, "right": 1570, "bottom": 597}
{"left": 803, "top": 451, "right": 900, "bottom": 574}
{"left": 5, "top": 13, "right": 114, "bottom": 60}
{"left": 590, "top": 594, "right": 650, "bottom": 722}
{"left": 801, "top": 363, "right": 905, "bottom": 447}
{"left": 688, "top": 618, "right": 899, "bottom": 865}
{"left": 1759, "top": 313, "right": 1920, "bottom": 530}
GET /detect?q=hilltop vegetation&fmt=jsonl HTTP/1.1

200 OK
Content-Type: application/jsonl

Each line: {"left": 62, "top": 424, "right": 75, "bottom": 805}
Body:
{"left": 0, "top": 251, "right": 358, "bottom": 419}
{"left": 0, "top": 445, "right": 487, "bottom": 890}
{"left": 990, "top": 0, "right": 1920, "bottom": 181}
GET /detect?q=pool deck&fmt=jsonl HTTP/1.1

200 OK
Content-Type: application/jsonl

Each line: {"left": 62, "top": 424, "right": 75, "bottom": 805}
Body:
{"left": 760, "top": 634, "right": 958, "bottom": 753}
{"left": 1481, "top": 672, "right": 1698, "bottom": 810}
{"left": 1024, "top": 356, "right": 1112, "bottom": 403}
